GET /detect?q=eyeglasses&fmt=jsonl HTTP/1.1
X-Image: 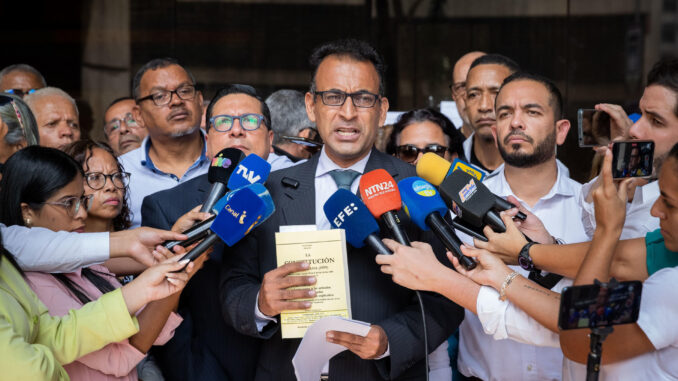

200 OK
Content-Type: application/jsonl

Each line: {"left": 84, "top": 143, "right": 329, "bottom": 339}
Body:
{"left": 42, "top": 195, "right": 93, "bottom": 217}
{"left": 85, "top": 172, "right": 131, "bottom": 190}
{"left": 104, "top": 113, "right": 139, "bottom": 135}
{"left": 449, "top": 82, "right": 465, "bottom": 98}
{"left": 4, "top": 88, "right": 36, "bottom": 98}
{"left": 136, "top": 84, "right": 196, "bottom": 106}
{"left": 314, "top": 90, "right": 380, "bottom": 108}
{"left": 396, "top": 144, "right": 448, "bottom": 163}
{"left": 210, "top": 113, "right": 266, "bottom": 132}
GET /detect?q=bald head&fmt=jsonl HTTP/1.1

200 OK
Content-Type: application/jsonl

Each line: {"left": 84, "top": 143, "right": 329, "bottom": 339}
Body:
{"left": 451, "top": 51, "right": 486, "bottom": 130}
{"left": 453, "top": 51, "right": 486, "bottom": 86}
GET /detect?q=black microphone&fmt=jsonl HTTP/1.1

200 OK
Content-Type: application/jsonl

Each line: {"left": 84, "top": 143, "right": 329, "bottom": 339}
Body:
{"left": 399, "top": 177, "right": 477, "bottom": 270}
{"left": 201, "top": 148, "right": 246, "bottom": 213}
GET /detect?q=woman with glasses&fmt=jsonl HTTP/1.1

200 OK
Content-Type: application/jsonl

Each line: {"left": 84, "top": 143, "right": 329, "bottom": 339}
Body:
{"left": 386, "top": 108, "right": 464, "bottom": 166}
{"left": 0, "top": 145, "right": 189, "bottom": 381}
{"left": 65, "top": 140, "right": 132, "bottom": 234}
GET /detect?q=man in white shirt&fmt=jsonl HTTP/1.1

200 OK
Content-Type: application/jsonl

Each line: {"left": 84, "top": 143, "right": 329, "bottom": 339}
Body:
{"left": 456, "top": 72, "right": 589, "bottom": 381}
{"left": 580, "top": 58, "right": 678, "bottom": 241}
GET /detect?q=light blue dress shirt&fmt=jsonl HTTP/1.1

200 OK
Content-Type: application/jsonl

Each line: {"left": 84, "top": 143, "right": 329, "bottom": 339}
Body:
{"left": 119, "top": 135, "right": 210, "bottom": 227}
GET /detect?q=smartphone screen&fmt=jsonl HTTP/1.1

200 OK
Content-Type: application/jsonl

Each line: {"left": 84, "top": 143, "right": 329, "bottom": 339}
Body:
{"left": 578, "top": 109, "right": 611, "bottom": 147}
{"left": 611, "top": 140, "right": 654, "bottom": 179}
{"left": 558, "top": 281, "right": 642, "bottom": 331}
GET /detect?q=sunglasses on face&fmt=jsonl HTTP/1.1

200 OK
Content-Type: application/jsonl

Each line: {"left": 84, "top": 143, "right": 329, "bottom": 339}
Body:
{"left": 396, "top": 144, "right": 448, "bottom": 163}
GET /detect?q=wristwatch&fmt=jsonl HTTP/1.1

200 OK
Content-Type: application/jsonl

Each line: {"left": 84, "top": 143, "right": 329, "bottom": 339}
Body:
{"left": 518, "top": 241, "right": 538, "bottom": 271}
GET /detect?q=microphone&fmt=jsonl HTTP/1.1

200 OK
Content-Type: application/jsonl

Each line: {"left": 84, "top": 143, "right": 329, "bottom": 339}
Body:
{"left": 398, "top": 177, "right": 476, "bottom": 270}
{"left": 323, "top": 189, "right": 391, "bottom": 254}
{"left": 201, "top": 148, "right": 246, "bottom": 213}
{"left": 416, "top": 153, "right": 525, "bottom": 233}
{"left": 180, "top": 183, "right": 276, "bottom": 262}
{"left": 227, "top": 153, "right": 272, "bottom": 190}
{"left": 359, "top": 169, "right": 410, "bottom": 245}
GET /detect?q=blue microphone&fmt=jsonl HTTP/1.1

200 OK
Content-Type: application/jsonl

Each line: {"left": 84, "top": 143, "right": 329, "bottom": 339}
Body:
{"left": 180, "top": 184, "right": 275, "bottom": 262}
{"left": 323, "top": 189, "right": 391, "bottom": 254}
{"left": 399, "top": 177, "right": 476, "bottom": 270}
{"left": 227, "top": 153, "right": 272, "bottom": 190}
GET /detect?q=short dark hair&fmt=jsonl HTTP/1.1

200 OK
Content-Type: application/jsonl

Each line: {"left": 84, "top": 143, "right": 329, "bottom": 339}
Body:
{"left": 107, "top": 96, "right": 134, "bottom": 110}
{"left": 0, "top": 64, "right": 46, "bottom": 87}
{"left": 0, "top": 146, "right": 83, "bottom": 227}
{"left": 63, "top": 139, "right": 132, "bottom": 231}
{"left": 469, "top": 54, "right": 520, "bottom": 74}
{"left": 646, "top": 58, "right": 678, "bottom": 117}
{"left": 309, "top": 39, "right": 386, "bottom": 96}
{"left": 669, "top": 142, "right": 678, "bottom": 169}
{"left": 205, "top": 84, "right": 271, "bottom": 132}
{"left": 386, "top": 108, "right": 464, "bottom": 157}
{"left": 132, "top": 58, "right": 196, "bottom": 99}
{"left": 498, "top": 72, "right": 564, "bottom": 119}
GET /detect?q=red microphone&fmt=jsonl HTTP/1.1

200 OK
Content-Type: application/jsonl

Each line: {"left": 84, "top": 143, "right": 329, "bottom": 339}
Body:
{"left": 359, "top": 169, "right": 411, "bottom": 245}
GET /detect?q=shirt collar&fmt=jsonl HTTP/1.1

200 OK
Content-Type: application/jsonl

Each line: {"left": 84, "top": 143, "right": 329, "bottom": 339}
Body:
{"left": 491, "top": 162, "right": 577, "bottom": 201}
{"left": 315, "top": 146, "right": 371, "bottom": 178}
{"left": 140, "top": 131, "right": 209, "bottom": 173}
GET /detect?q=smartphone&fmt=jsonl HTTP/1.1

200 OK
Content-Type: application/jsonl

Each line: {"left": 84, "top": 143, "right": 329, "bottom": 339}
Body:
{"left": 578, "top": 108, "right": 610, "bottom": 147}
{"left": 611, "top": 140, "right": 654, "bottom": 179}
{"left": 558, "top": 281, "right": 642, "bottom": 331}
{"left": 281, "top": 135, "right": 323, "bottom": 148}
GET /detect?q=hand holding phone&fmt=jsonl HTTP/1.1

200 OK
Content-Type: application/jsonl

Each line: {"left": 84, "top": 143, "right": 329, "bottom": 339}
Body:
{"left": 558, "top": 280, "right": 642, "bottom": 330}
{"left": 611, "top": 140, "right": 654, "bottom": 179}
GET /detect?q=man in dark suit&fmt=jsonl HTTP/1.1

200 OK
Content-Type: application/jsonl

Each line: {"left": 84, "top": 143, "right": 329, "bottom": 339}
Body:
{"left": 220, "top": 39, "right": 464, "bottom": 380}
{"left": 141, "top": 84, "right": 279, "bottom": 380}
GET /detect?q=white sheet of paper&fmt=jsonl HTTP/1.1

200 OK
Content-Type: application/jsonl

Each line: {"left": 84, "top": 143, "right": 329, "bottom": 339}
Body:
{"left": 439, "top": 100, "right": 463, "bottom": 129}
{"left": 280, "top": 225, "right": 317, "bottom": 233}
{"left": 292, "top": 316, "right": 371, "bottom": 381}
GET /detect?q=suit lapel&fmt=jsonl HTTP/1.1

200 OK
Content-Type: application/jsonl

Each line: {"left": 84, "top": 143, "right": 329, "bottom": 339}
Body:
{"left": 278, "top": 155, "right": 319, "bottom": 225}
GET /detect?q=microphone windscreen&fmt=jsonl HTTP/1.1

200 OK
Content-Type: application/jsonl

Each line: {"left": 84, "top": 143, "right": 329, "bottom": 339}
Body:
{"left": 208, "top": 148, "right": 246, "bottom": 184}
{"left": 323, "top": 189, "right": 380, "bottom": 248}
{"left": 416, "top": 152, "right": 452, "bottom": 186}
{"left": 210, "top": 184, "right": 274, "bottom": 246}
{"left": 398, "top": 177, "right": 449, "bottom": 231}
{"left": 227, "top": 153, "right": 272, "bottom": 190}
{"left": 359, "top": 169, "right": 402, "bottom": 218}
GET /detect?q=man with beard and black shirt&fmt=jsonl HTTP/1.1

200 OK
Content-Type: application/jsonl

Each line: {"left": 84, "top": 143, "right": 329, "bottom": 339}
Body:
{"left": 456, "top": 72, "right": 588, "bottom": 380}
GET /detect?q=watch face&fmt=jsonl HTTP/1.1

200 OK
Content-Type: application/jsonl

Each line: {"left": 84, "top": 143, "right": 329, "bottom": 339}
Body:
{"left": 518, "top": 255, "right": 531, "bottom": 270}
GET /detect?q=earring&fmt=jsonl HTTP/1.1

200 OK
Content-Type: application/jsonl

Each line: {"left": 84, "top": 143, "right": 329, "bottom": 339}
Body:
{"left": 24, "top": 218, "right": 31, "bottom": 227}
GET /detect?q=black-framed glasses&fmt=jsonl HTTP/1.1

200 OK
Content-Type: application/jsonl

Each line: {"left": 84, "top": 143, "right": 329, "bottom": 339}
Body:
{"left": 449, "top": 82, "right": 465, "bottom": 98}
{"left": 210, "top": 113, "right": 266, "bottom": 132}
{"left": 4, "top": 88, "right": 36, "bottom": 98}
{"left": 104, "top": 113, "right": 139, "bottom": 135}
{"left": 396, "top": 144, "right": 448, "bottom": 163}
{"left": 42, "top": 194, "right": 93, "bottom": 217}
{"left": 136, "top": 84, "right": 196, "bottom": 106}
{"left": 85, "top": 172, "right": 131, "bottom": 190}
{"left": 314, "top": 90, "right": 380, "bottom": 108}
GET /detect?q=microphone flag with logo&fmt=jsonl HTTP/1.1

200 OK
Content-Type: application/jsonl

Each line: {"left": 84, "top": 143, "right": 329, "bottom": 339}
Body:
{"left": 201, "top": 147, "right": 246, "bottom": 212}
{"left": 323, "top": 189, "right": 391, "bottom": 254}
{"left": 359, "top": 169, "right": 410, "bottom": 245}
{"left": 227, "top": 153, "right": 272, "bottom": 190}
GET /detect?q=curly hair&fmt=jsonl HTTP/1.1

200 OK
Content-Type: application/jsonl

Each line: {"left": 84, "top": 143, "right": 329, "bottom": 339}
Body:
{"left": 63, "top": 140, "right": 132, "bottom": 231}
